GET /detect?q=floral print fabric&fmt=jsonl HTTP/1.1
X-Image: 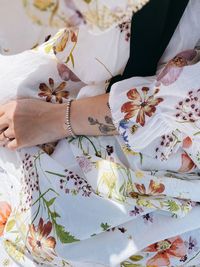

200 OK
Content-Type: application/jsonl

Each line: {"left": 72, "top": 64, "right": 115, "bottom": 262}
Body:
{"left": 23, "top": 0, "right": 149, "bottom": 33}
{"left": 1, "top": 1, "right": 200, "bottom": 267}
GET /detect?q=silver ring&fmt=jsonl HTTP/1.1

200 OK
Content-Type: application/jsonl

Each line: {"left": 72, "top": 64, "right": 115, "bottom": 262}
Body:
{"left": 3, "top": 131, "right": 11, "bottom": 142}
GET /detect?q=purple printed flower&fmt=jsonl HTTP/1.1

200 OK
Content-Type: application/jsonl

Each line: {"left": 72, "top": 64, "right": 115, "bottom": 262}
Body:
{"left": 129, "top": 206, "right": 144, "bottom": 216}
{"left": 185, "top": 236, "right": 199, "bottom": 254}
{"left": 157, "top": 49, "right": 200, "bottom": 86}
{"left": 175, "top": 89, "right": 200, "bottom": 123}
{"left": 106, "top": 146, "right": 114, "bottom": 156}
{"left": 143, "top": 213, "right": 153, "bottom": 224}
{"left": 60, "top": 169, "right": 93, "bottom": 197}
{"left": 64, "top": 0, "right": 85, "bottom": 27}
{"left": 76, "top": 155, "right": 93, "bottom": 173}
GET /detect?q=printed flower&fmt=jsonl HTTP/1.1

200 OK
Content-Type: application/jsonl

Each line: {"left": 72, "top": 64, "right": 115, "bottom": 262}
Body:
{"left": 33, "top": 0, "right": 54, "bottom": 10}
{"left": 64, "top": 0, "right": 85, "bottom": 27}
{"left": 119, "top": 21, "right": 131, "bottom": 42}
{"left": 60, "top": 169, "right": 93, "bottom": 197}
{"left": 39, "top": 141, "right": 58, "bottom": 155}
{"left": 57, "top": 63, "right": 80, "bottom": 82}
{"left": 0, "top": 201, "right": 12, "bottom": 236}
{"left": 178, "top": 153, "right": 196, "bottom": 173}
{"left": 98, "top": 170, "right": 117, "bottom": 198}
{"left": 157, "top": 49, "right": 199, "bottom": 86}
{"left": 155, "top": 131, "right": 181, "bottom": 161}
{"left": 143, "top": 213, "right": 153, "bottom": 224}
{"left": 129, "top": 206, "right": 144, "bottom": 216}
{"left": 185, "top": 236, "right": 199, "bottom": 254}
{"left": 53, "top": 30, "right": 69, "bottom": 54}
{"left": 3, "top": 239, "right": 25, "bottom": 262}
{"left": 175, "top": 89, "right": 200, "bottom": 123}
{"left": 38, "top": 78, "right": 69, "bottom": 103}
{"left": 130, "top": 180, "right": 165, "bottom": 197}
{"left": 121, "top": 87, "right": 163, "bottom": 126}
{"left": 135, "top": 170, "right": 144, "bottom": 179}
{"left": 122, "top": 145, "right": 139, "bottom": 156}
{"left": 119, "top": 119, "right": 130, "bottom": 130}
{"left": 28, "top": 218, "right": 56, "bottom": 262}
{"left": 76, "top": 155, "right": 93, "bottom": 173}
{"left": 145, "top": 236, "right": 187, "bottom": 267}
{"left": 182, "top": 136, "right": 193, "bottom": 149}
{"left": 106, "top": 146, "right": 114, "bottom": 156}
{"left": 53, "top": 30, "right": 77, "bottom": 54}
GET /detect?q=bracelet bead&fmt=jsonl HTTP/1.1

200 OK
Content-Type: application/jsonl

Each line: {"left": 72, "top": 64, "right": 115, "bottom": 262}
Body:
{"left": 64, "top": 99, "right": 77, "bottom": 138}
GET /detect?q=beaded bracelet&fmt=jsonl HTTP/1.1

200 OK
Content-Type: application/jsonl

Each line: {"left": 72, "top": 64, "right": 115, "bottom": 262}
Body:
{"left": 64, "top": 99, "right": 77, "bottom": 138}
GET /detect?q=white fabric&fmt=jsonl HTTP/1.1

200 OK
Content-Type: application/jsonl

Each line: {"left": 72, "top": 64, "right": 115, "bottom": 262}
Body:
{"left": 0, "top": 1, "right": 200, "bottom": 267}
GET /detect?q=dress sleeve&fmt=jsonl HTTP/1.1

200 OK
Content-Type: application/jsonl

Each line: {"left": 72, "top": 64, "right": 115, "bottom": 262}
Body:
{"left": 109, "top": 48, "right": 200, "bottom": 165}
{"left": 38, "top": 24, "right": 130, "bottom": 84}
{"left": 26, "top": 0, "right": 150, "bottom": 85}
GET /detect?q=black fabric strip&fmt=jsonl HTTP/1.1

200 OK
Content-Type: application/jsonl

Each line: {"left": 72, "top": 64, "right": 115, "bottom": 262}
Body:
{"left": 106, "top": 0, "right": 189, "bottom": 93}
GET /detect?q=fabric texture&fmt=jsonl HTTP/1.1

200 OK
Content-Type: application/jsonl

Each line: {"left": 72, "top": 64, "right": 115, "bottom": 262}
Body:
{"left": 0, "top": 1, "right": 200, "bottom": 267}
{"left": 107, "top": 0, "right": 189, "bottom": 92}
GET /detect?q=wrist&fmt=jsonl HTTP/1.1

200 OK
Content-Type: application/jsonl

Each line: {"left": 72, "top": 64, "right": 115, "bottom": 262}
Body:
{"left": 52, "top": 103, "right": 69, "bottom": 139}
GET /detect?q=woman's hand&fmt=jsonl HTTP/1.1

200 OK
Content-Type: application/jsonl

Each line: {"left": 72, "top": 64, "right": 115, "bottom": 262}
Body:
{"left": 0, "top": 99, "right": 67, "bottom": 150}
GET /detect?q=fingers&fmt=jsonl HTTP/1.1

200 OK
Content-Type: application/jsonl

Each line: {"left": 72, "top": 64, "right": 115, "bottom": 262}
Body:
{"left": 6, "top": 139, "right": 18, "bottom": 150}
{"left": 0, "top": 127, "right": 15, "bottom": 148}
{"left": 3, "top": 128, "right": 15, "bottom": 139}
{"left": 0, "top": 116, "right": 9, "bottom": 132}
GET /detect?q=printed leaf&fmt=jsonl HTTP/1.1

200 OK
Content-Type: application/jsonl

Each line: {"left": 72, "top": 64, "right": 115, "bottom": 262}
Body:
{"left": 100, "top": 222, "right": 111, "bottom": 231}
{"left": 165, "top": 200, "right": 180, "bottom": 212}
{"left": 70, "top": 53, "right": 75, "bottom": 68}
{"left": 46, "top": 197, "right": 56, "bottom": 208}
{"left": 129, "top": 255, "right": 144, "bottom": 262}
{"left": 121, "top": 262, "right": 143, "bottom": 267}
{"left": 55, "top": 224, "right": 79, "bottom": 244}
{"left": 51, "top": 211, "right": 61, "bottom": 219}
{"left": 6, "top": 219, "right": 15, "bottom": 232}
{"left": 83, "top": 0, "right": 92, "bottom": 3}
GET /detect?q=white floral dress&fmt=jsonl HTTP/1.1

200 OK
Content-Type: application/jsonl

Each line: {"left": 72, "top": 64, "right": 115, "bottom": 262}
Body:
{"left": 1, "top": 1, "right": 200, "bottom": 267}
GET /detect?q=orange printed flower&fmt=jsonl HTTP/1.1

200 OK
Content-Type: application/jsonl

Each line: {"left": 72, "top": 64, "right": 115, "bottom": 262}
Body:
{"left": 182, "top": 136, "right": 192, "bottom": 149}
{"left": 0, "top": 201, "right": 12, "bottom": 236}
{"left": 130, "top": 180, "right": 165, "bottom": 197}
{"left": 38, "top": 78, "right": 69, "bottom": 103}
{"left": 53, "top": 30, "right": 77, "bottom": 54}
{"left": 28, "top": 218, "right": 56, "bottom": 262}
{"left": 145, "top": 236, "right": 186, "bottom": 267}
{"left": 178, "top": 153, "right": 196, "bottom": 173}
{"left": 53, "top": 30, "right": 69, "bottom": 54}
{"left": 121, "top": 87, "right": 163, "bottom": 126}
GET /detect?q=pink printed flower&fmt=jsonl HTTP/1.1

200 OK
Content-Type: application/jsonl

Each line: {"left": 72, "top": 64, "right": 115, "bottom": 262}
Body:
{"left": 57, "top": 63, "right": 80, "bottom": 82}
{"left": 121, "top": 87, "right": 163, "bottom": 126}
{"left": 157, "top": 49, "right": 199, "bottom": 86}
{"left": 64, "top": 0, "right": 85, "bottom": 27}
{"left": 145, "top": 236, "right": 187, "bottom": 267}
{"left": 178, "top": 153, "right": 196, "bottom": 173}
{"left": 28, "top": 218, "right": 56, "bottom": 262}
{"left": 0, "top": 201, "right": 12, "bottom": 236}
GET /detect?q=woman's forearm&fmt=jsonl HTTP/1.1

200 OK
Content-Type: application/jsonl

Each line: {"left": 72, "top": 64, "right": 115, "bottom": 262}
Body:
{"left": 69, "top": 93, "right": 118, "bottom": 136}
{"left": 0, "top": 94, "right": 118, "bottom": 150}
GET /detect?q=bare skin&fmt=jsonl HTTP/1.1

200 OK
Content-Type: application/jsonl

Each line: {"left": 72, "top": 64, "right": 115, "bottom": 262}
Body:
{"left": 0, "top": 93, "right": 118, "bottom": 150}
